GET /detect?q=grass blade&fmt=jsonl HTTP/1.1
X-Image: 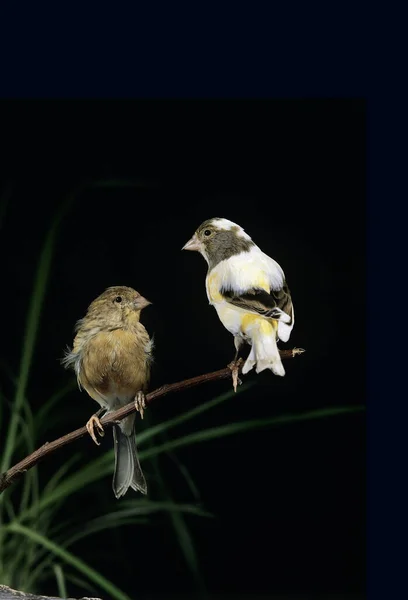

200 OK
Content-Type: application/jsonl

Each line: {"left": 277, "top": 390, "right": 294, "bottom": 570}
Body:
{"left": 1, "top": 189, "right": 75, "bottom": 477}
{"left": 137, "top": 383, "right": 255, "bottom": 445}
{"left": 63, "top": 501, "right": 211, "bottom": 547}
{"left": 53, "top": 564, "right": 68, "bottom": 599}
{"left": 168, "top": 452, "right": 201, "bottom": 500}
{"left": 15, "top": 453, "right": 113, "bottom": 523}
{"left": 43, "top": 453, "right": 82, "bottom": 495}
{"left": 140, "top": 405, "right": 365, "bottom": 460}
{"left": 6, "top": 523, "right": 132, "bottom": 600}
{"left": 89, "top": 500, "right": 212, "bottom": 519}
{"left": 1, "top": 227, "right": 57, "bottom": 474}
{"left": 35, "top": 381, "right": 78, "bottom": 436}
{"left": 18, "top": 404, "right": 363, "bottom": 521}
{"left": 153, "top": 460, "right": 205, "bottom": 593}
{"left": 64, "top": 573, "right": 100, "bottom": 598}
{"left": 169, "top": 508, "right": 202, "bottom": 583}
{"left": 17, "top": 386, "right": 250, "bottom": 521}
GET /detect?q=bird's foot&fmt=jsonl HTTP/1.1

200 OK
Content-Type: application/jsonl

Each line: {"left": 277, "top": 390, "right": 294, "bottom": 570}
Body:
{"left": 86, "top": 413, "right": 105, "bottom": 446}
{"left": 228, "top": 357, "right": 244, "bottom": 393}
{"left": 134, "top": 390, "right": 147, "bottom": 420}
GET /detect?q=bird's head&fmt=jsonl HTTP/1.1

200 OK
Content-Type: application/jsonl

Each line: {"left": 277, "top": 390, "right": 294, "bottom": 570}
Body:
{"left": 84, "top": 286, "right": 151, "bottom": 327}
{"left": 182, "top": 218, "right": 254, "bottom": 269}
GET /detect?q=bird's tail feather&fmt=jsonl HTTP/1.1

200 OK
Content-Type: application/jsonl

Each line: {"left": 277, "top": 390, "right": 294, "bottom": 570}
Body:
{"left": 242, "top": 321, "right": 285, "bottom": 377}
{"left": 112, "top": 425, "right": 147, "bottom": 498}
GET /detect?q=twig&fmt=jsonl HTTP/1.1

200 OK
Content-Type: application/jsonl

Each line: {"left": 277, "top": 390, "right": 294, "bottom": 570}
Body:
{"left": 0, "top": 348, "right": 304, "bottom": 494}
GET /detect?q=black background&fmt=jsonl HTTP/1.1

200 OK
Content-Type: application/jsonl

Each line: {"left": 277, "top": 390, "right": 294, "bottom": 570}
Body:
{"left": 0, "top": 99, "right": 365, "bottom": 599}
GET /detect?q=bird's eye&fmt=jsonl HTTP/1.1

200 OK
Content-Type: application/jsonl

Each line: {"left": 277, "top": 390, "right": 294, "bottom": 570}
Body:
{"left": 115, "top": 296, "right": 122, "bottom": 303}
{"left": 204, "top": 229, "right": 212, "bottom": 237}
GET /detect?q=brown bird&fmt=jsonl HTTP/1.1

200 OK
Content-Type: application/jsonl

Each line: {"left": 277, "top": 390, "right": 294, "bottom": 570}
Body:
{"left": 62, "top": 286, "right": 153, "bottom": 498}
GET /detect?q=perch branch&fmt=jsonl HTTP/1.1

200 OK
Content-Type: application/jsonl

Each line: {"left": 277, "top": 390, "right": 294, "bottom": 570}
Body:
{"left": 0, "top": 348, "right": 304, "bottom": 494}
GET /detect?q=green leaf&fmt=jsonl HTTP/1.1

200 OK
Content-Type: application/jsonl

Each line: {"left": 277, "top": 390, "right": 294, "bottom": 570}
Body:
{"left": 168, "top": 508, "right": 202, "bottom": 583}
{"left": 53, "top": 563, "right": 68, "bottom": 599}
{"left": 63, "top": 501, "right": 212, "bottom": 548}
{"left": 6, "top": 523, "right": 132, "bottom": 600}
{"left": 43, "top": 453, "right": 82, "bottom": 495}
{"left": 1, "top": 223, "right": 58, "bottom": 475}
{"left": 15, "top": 452, "right": 113, "bottom": 523}
{"left": 150, "top": 450, "right": 206, "bottom": 591}
{"left": 168, "top": 452, "right": 201, "bottom": 500}
{"left": 140, "top": 405, "right": 365, "bottom": 460}
{"left": 137, "top": 383, "right": 255, "bottom": 445}
{"left": 35, "top": 381, "right": 78, "bottom": 436}
{"left": 0, "top": 189, "right": 75, "bottom": 478}
{"left": 64, "top": 573, "right": 101, "bottom": 598}
{"left": 18, "top": 385, "right": 252, "bottom": 523}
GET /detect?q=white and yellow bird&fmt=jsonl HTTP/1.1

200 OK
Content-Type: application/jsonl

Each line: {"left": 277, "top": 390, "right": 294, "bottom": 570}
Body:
{"left": 182, "top": 218, "right": 294, "bottom": 388}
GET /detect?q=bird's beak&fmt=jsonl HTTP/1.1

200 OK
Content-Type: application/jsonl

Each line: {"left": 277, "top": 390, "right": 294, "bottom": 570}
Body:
{"left": 182, "top": 234, "right": 202, "bottom": 252}
{"left": 135, "top": 295, "right": 152, "bottom": 310}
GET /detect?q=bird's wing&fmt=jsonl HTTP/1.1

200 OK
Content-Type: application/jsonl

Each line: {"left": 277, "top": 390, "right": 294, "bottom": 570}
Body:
{"left": 214, "top": 248, "right": 292, "bottom": 323}
{"left": 221, "top": 283, "right": 293, "bottom": 323}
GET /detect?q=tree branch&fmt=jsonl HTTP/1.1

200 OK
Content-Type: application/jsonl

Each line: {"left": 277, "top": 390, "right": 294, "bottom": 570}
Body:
{"left": 0, "top": 348, "right": 304, "bottom": 494}
{"left": 0, "top": 584, "right": 101, "bottom": 600}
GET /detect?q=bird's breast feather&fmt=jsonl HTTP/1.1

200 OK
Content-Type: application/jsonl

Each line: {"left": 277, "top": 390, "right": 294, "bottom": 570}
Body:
{"left": 78, "top": 329, "right": 150, "bottom": 398}
{"left": 206, "top": 247, "right": 284, "bottom": 301}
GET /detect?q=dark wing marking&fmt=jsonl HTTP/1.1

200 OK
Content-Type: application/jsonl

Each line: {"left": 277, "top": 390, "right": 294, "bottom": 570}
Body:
{"left": 222, "top": 283, "right": 293, "bottom": 323}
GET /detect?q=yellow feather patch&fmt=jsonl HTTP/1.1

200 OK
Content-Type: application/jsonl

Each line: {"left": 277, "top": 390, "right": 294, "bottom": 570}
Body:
{"left": 241, "top": 313, "right": 277, "bottom": 335}
{"left": 207, "top": 272, "right": 223, "bottom": 302}
{"left": 207, "top": 268, "right": 269, "bottom": 303}
{"left": 251, "top": 271, "right": 270, "bottom": 293}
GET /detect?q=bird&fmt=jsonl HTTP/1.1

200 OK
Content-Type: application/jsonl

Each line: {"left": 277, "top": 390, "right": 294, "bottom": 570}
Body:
{"left": 62, "top": 285, "right": 153, "bottom": 498}
{"left": 182, "top": 218, "right": 294, "bottom": 390}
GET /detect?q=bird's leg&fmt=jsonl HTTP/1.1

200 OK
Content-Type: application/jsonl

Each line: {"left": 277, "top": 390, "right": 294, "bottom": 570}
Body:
{"left": 228, "top": 337, "right": 244, "bottom": 393}
{"left": 134, "top": 390, "right": 147, "bottom": 420}
{"left": 229, "top": 358, "right": 244, "bottom": 393}
{"left": 86, "top": 408, "right": 105, "bottom": 446}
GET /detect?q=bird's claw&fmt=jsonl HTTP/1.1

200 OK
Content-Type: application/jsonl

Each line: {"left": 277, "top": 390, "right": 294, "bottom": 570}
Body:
{"left": 86, "top": 414, "right": 105, "bottom": 446}
{"left": 135, "top": 391, "right": 147, "bottom": 419}
{"left": 228, "top": 358, "right": 244, "bottom": 393}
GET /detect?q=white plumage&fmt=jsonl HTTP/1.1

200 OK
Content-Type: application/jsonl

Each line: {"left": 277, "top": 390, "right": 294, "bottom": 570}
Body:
{"left": 184, "top": 218, "right": 294, "bottom": 377}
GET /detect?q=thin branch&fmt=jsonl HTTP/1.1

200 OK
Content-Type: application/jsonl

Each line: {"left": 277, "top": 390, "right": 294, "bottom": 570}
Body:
{"left": 0, "top": 348, "right": 304, "bottom": 494}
